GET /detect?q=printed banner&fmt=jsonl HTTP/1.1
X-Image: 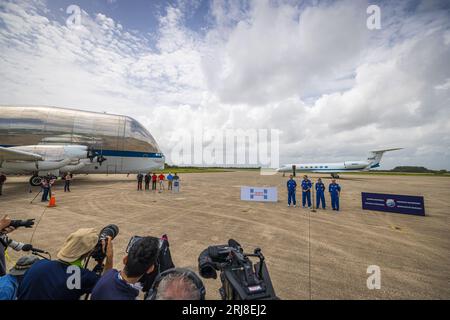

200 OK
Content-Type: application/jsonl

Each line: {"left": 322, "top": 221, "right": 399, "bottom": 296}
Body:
{"left": 361, "top": 192, "right": 425, "bottom": 216}
{"left": 240, "top": 186, "right": 278, "bottom": 202}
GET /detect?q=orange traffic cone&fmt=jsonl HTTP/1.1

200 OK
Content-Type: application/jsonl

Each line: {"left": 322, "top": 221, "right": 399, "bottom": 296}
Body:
{"left": 48, "top": 196, "right": 56, "bottom": 207}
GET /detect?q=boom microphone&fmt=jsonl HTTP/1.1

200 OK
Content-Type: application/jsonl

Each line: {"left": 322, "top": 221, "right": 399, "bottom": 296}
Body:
{"left": 21, "top": 244, "right": 33, "bottom": 251}
{"left": 7, "top": 240, "right": 48, "bottom": 254}
{"left": 22, "top": 244, "right": 48, "bottom": 254}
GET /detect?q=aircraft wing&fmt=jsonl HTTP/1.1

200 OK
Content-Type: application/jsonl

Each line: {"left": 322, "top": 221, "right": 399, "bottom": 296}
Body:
{"left": 0, "top": 146, "right": 44, "bottom": 162}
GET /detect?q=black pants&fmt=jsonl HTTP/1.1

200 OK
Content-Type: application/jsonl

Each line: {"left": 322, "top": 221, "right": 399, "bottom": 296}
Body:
{"left": 137, "top": 181, "right": 143, "bottom": 190}
{"left": 152, "top": 181, "right": 157, "bottom": 190}
{"left": 0, "top": 183, "right": 3, "bottom": 195}
{"left": 41, "top": 187, "right": 50, "bottom": 202}
{"left": 64, "top": 180, "right": 71, "bottom": 192}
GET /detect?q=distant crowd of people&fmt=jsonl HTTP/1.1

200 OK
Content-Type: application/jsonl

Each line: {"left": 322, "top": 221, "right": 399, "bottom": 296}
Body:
{"left": 136, "top": 172, "right": 179, "bottom": 192}
{"left": 286, "top": 175, "right": 342, "bottom": 211}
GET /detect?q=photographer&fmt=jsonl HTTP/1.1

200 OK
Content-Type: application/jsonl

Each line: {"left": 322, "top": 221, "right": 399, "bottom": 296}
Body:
{"left": 18, "top": 228, "right": 114, "bottom": 300}
{"left": 91, "top": 236, "right": 159, "bottom": 300}
{"left": 40, "top": 176, "right": 50, "bottom": 202}
{"left": 0, "top": 255, "right": 39, "bottom": 300}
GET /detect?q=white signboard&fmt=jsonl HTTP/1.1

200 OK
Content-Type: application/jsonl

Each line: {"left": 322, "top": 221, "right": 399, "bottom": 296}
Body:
{"left": 240, "top": 186, "right": 278, "bottom": 202}
{"left": 172, "top": 180, "right": 180, "bottom": 193}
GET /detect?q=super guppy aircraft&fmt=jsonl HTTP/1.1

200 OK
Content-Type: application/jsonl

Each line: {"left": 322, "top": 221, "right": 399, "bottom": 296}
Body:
{"left": 0, "top": 105, "right": 164, "bottom": 186}
{"left": 277, "top": 148, "right": 402, "bottom": 178}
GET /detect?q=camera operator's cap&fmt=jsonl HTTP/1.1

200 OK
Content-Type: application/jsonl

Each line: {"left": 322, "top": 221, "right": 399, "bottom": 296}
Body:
{"left": 57, "top": 228, "right": 98, "bottom": 263}
{"left": 9, "top": 255, "right": 40, "bottom": 276}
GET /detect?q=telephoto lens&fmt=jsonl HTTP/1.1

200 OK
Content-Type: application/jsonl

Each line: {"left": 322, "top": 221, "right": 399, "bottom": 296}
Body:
{"left": 9, "top": 219, "right": 35, "bottom": 229}
{"left": 89, "top": 224, "right": 120, "bottom": 275}
{"left": 99, "top": 224, "right": 119, "bottom": 241}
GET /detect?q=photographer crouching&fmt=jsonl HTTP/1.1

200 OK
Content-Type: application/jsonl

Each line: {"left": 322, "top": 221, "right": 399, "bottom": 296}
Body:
{"left": 91, "top": 236, "right": 160, "bottom": 300}
{"left": 17, "top": 227, "right": 114, "bottom": 300}
{"left": 91, "top": 234, "right": 176, "bottom": 300}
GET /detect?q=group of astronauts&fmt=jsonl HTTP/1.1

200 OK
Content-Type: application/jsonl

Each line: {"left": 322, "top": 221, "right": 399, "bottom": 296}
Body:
{"left": 286, "top": 175, "right": 341, "bottom": 211}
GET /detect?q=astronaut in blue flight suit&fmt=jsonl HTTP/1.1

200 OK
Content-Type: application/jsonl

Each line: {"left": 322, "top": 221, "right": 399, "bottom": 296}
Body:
{"left": 329, "top": 179, "right": 341, "bottom": 211}
{"left": 315, "top": 178, "right": 326, "bottom": 209}
{"left": 286, "top": 175, "right": 297, "bottom": 207}
{"left": 301, "top": 175, "right": 312, "bottom": 208}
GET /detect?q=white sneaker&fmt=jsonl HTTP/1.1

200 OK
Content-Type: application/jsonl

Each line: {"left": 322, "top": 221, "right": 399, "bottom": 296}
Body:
{"left": 287, "top": 204, "right": 290, "bottom": 207}
{"left": 293, "top": 205, "right": 296, "bottom": 207}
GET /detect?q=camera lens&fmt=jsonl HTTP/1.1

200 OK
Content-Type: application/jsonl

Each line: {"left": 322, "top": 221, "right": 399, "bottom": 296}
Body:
{"left": 99, "top": 224, "right": 119, "bottom": 240}
{"left": 199, "top": 264, "right": 217, "bottom": 279}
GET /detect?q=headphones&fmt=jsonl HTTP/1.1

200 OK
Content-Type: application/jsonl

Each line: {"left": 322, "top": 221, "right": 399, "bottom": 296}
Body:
{"left": 146, "top": 268, "right": 206, "bottom": 300}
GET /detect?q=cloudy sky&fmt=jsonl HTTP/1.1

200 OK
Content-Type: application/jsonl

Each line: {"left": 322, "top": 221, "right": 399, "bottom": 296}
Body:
{"left": 0, "top": 0, "right": 449, "bottom": 169}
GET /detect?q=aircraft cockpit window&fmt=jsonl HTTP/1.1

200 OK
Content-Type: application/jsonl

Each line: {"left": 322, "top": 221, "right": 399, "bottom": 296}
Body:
{"left": 124, "top": 117, "right": 160, "bottom": 153}
{"left": 126, "top": 118, "right": 152, "bottom": 139}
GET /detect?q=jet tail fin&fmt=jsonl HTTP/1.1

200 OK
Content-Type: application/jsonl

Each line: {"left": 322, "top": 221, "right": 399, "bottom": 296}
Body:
{"left": 367, "top": 148, "right": 403, "bottom": 168}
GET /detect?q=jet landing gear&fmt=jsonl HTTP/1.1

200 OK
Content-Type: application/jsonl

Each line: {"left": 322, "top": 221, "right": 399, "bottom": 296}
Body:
{"left": 330, "top": 173, "right": 340, "bottom": 179}
{"left": 29, "top": 175, "right": 42, "bottom": 186}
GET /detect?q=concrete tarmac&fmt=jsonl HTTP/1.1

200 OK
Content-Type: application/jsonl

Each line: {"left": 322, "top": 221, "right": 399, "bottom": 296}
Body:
{"left": 1, "top": 172, "right": 449, "bottom": 299}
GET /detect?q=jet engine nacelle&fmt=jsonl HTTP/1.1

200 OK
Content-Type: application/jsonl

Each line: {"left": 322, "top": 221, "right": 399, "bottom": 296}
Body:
{"left": 4, "top": 158, "right": 73, "bottom": 172}
{"left": 1, "top": 145, "right": 89, "bottom": 175}
{"left": 344, "top": 161, "right": 370, "bottom": 169}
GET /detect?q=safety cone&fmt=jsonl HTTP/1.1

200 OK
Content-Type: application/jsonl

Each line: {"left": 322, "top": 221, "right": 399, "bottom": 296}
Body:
{"left": 48, "top": 196, "right": 56, "bottom": 207}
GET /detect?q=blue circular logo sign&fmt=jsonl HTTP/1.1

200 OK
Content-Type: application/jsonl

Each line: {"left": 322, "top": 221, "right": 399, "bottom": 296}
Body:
{"left": 386, "top": 199, "right": 396, "bottom": 208}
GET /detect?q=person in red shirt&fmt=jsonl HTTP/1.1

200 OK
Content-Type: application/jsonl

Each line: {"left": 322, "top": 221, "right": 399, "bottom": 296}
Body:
{"left": 151, "top": 173, "right": 157, "bottom": 190}
{"left": 158, "top": 173, "right": 165, "bottom": 191}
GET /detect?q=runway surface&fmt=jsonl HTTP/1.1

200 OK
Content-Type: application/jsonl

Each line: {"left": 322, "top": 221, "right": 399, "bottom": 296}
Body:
{"left": 1, "top": 172, "right": 449, "bottom": 299}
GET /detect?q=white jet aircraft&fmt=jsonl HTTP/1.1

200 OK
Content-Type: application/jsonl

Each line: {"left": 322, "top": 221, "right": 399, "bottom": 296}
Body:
{"left": 277, "top": 148, "right": 403, "bottom": 178}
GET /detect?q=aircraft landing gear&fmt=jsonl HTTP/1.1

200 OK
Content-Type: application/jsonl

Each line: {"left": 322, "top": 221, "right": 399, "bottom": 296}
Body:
{"left": 331, "top": 173, "right": 340, "bottom": 179}
{"left": 29, "top": 175, "right": 42, "bottom": 186}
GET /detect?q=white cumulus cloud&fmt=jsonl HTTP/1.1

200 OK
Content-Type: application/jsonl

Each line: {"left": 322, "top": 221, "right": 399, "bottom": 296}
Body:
{"left": 0, "top": 0, "right": 449, "bottom": 169}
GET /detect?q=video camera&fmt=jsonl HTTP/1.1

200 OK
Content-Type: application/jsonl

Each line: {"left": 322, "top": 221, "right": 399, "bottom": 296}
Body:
{"left": 198, "top": 239, "right": 278, "bottom": 300}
